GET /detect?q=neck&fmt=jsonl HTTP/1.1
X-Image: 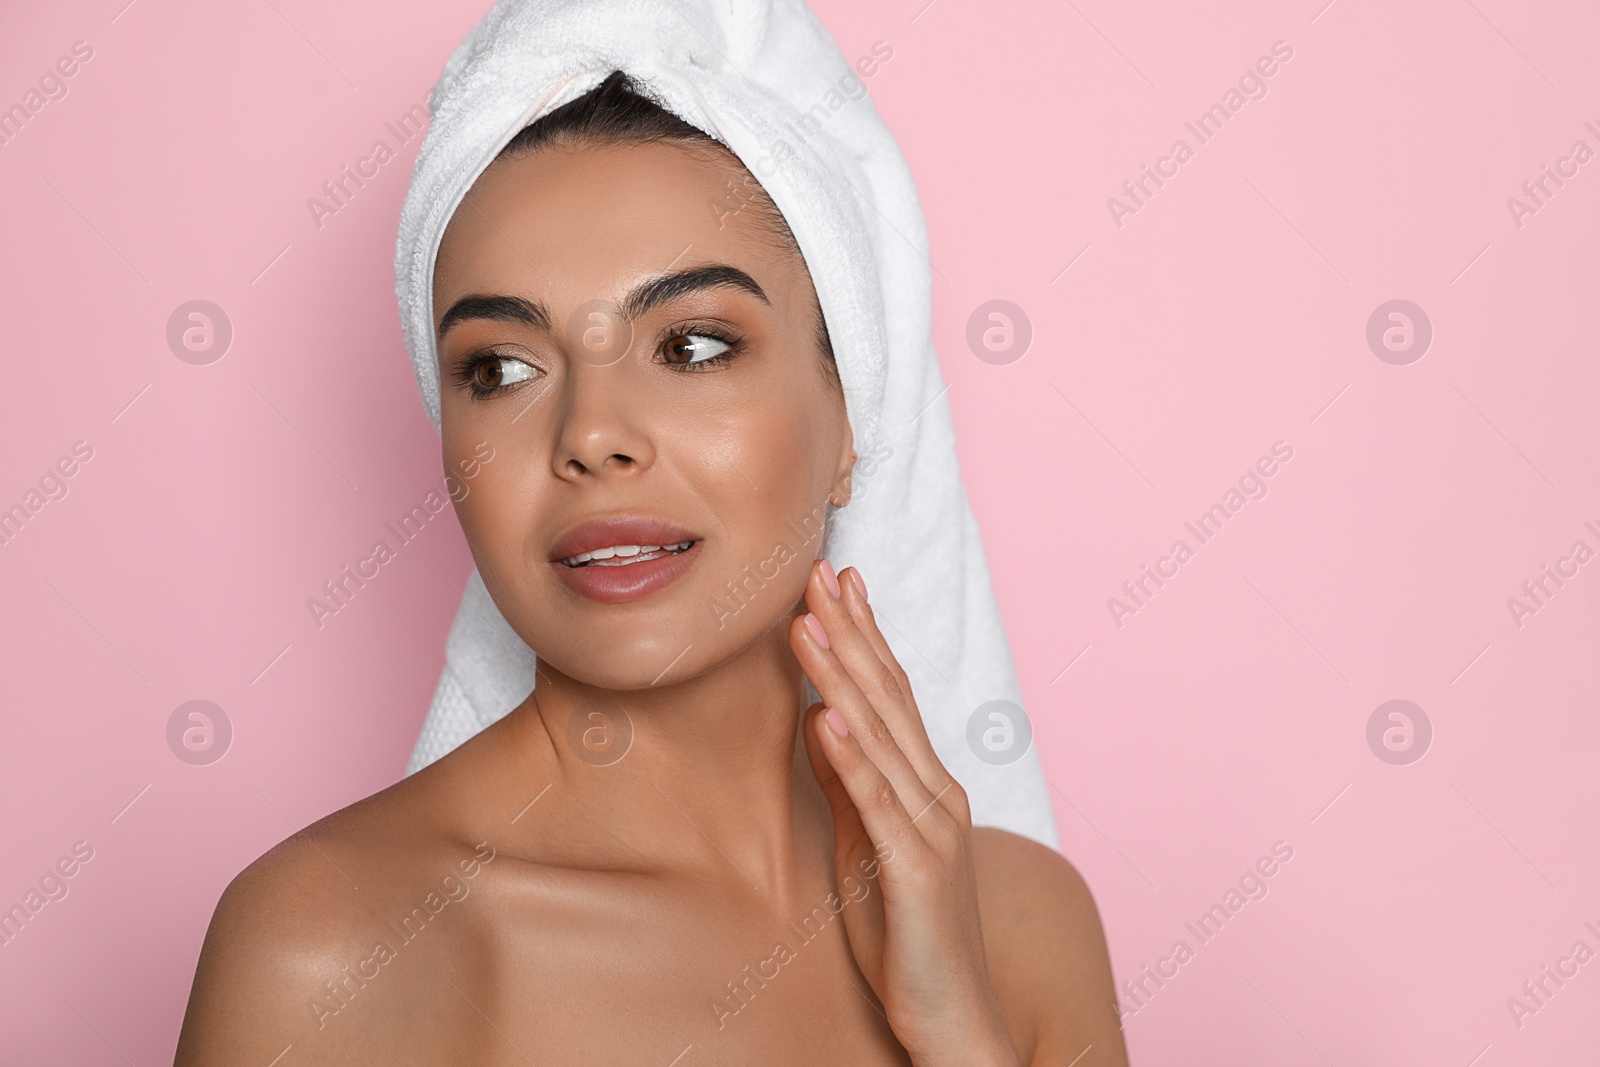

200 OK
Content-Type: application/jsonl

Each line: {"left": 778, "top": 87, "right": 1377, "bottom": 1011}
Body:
{"left": 495, "top": 602, "right": 834, "bottom": 909}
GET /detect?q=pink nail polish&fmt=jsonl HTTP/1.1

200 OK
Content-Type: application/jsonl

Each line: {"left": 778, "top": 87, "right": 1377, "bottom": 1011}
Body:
{"left": 852, "top": 569, "right": 868, "bottom": 602}
{"left": 825, "top": 707, "right": 848, "bottom": 737}
{"left": 819, "top": 557, "right": 840, "bottom": 598}
{"left": 804, "top": 612, "right": 829, "bottom": 649}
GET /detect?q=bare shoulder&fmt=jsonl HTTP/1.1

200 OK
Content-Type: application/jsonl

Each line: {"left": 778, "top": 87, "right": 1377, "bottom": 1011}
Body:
{"left": 173, "top": 771, "right": 493, "bottom": 1065}
{"left": 971, "top": 827, "right": 1131, "bottom": 1067}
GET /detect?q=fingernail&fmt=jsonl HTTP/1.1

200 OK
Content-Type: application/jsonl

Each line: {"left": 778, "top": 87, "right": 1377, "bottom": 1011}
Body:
{"left": 819, "top": 557, "right": 841, "bottom": 598}
{"left": 851, "top": 569, "right": 868, "bottom": 602}
{"left": 804, "top": 612, "right": 829, "bottom": 649}
{"left": 825, "top": 707, "right": 848, "bottom": 737}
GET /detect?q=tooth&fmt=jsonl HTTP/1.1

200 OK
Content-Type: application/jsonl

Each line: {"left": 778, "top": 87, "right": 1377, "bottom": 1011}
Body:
{"left": 563, "top": 539, "right": 696, "bottom": 566}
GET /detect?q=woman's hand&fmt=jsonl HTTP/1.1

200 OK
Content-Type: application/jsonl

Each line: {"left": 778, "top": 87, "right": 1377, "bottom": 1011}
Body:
{"left": 789, "top": 557, "right": 1021, "bottom": 1067}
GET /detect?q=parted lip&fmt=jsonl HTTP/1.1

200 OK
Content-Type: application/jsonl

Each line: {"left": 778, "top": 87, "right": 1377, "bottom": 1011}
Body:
{"left": 548, "top": 514, "right": 699, "bottom": 562}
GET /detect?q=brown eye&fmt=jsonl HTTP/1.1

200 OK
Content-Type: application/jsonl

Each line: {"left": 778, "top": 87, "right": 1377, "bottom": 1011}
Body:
{"left": 469, "top": 355, "right": 536, "bottom": 393}
{"left": 473, "top": 360, "right": 503, "bottom": 390}
{"left": 661, "top": 332, "right": 733, "bottom": 367}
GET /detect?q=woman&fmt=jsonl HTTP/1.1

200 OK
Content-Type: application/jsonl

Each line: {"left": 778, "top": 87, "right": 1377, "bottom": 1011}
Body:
{"left": 175, "top": 9, "right": 1127, "bottom": 1065}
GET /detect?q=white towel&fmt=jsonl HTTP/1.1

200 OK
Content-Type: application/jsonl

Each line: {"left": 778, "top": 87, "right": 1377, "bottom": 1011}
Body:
{"left": 394, "top": 0, "right": 1060, "bottom": 851}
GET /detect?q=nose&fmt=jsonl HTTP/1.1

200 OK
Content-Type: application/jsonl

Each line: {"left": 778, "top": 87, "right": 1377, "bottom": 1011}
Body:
{"left": 550, "top": 362, "right": 656, "bottom": 482}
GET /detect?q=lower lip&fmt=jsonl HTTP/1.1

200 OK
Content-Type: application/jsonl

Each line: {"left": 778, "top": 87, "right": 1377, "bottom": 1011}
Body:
{"left": 550, "top": 543, "right": 701, "bottom": 603}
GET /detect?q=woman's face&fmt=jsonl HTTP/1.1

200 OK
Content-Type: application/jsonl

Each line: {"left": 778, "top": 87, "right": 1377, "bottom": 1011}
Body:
{"left": 433, "top": 139, "right": 855, "bottom": 691}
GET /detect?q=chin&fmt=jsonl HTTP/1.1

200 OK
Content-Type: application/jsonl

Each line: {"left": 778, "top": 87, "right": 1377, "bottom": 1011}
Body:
{"left": 531, "top": 636, "right": 700, "bottom": 692}
{"left": 527, "top": 594, "right": 791, "bottom": 692}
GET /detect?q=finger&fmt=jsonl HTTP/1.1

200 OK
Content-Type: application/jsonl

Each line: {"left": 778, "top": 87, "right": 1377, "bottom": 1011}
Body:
{"left": 839, "top": 565, "right": 949, "bottom": 783}
{"left": 840, "top": 567, "right": 918, "bottom": 725}
{"left": 809, "top": 700, "right": 926, "bottom": 868}
{"left": 804, "top": 561, "right": 954, "bottom": 792}
{"left": 799, "top": 701, "right": 869, "bottom": 846}
{"left": 818, "top": 564, "right": 973, "bottom": 833}
{"left": 790, "top": 601, "right": 936, "bottom": 821}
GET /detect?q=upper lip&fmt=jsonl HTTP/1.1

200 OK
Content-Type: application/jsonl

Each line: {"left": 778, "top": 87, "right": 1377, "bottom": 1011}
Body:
{"left": 549, "top": 514, "right": 699, "bottom": 562}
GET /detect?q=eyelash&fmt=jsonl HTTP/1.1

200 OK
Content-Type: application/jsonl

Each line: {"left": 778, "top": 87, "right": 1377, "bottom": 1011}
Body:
{"left": 659, "top": 320, "right": 745, "bottom": 373}
{"left": 449, "top": 321, "right": 746, "bottom": 400}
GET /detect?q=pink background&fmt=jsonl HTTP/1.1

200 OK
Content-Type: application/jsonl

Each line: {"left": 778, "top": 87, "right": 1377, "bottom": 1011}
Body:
{"left": 3, "top": 0, "right": 1597, "bottom": 1062}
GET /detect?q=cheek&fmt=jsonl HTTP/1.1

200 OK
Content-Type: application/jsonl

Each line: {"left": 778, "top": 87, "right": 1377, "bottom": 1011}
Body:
{"left": 720, "top": 399, "right": 834, "bottom": 503}
{"left": 443, "top": 431, "right": 532, "bottom": 569}
{"left": 695, "top": 397, "right": 836, "bottom": 590}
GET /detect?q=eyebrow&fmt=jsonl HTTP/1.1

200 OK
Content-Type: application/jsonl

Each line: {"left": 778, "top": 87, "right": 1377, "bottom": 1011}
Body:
{"left": 436, "top": 263, "right": 770, "bottom": 343}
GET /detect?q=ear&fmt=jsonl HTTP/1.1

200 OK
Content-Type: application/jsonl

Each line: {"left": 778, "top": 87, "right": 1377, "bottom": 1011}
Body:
{"left": 828, "top": 416, "right": 857, "bottom": 509}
